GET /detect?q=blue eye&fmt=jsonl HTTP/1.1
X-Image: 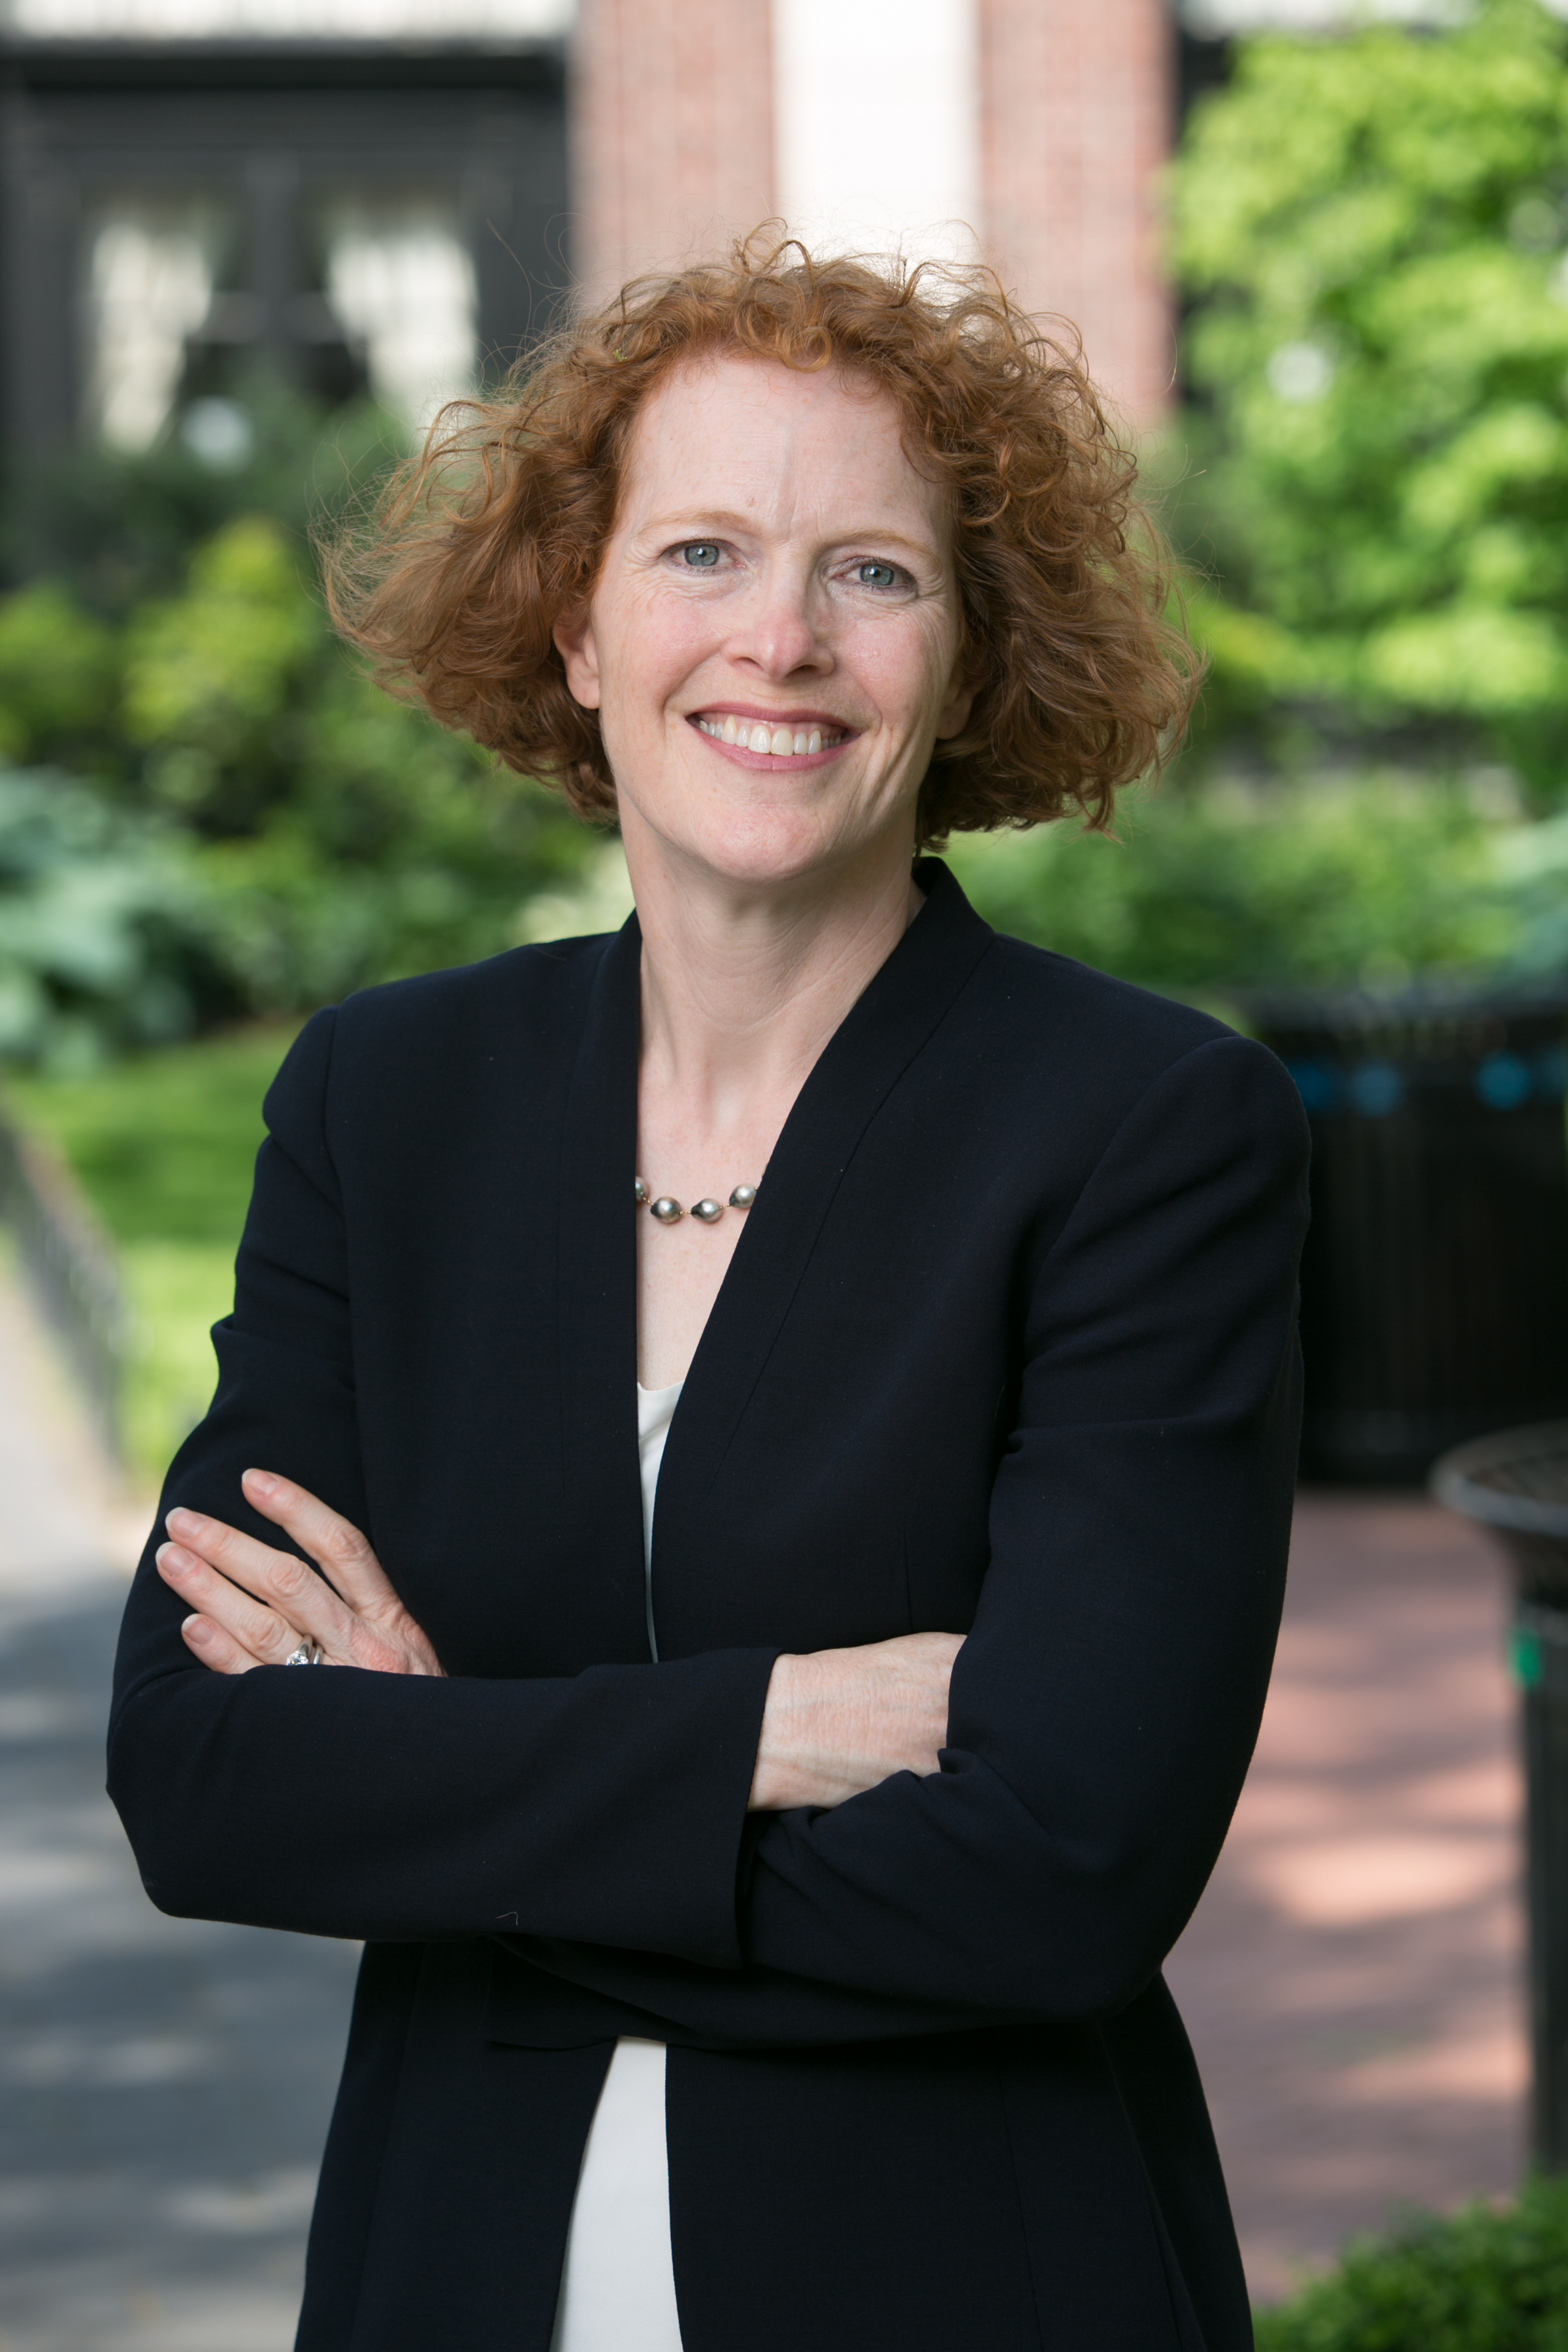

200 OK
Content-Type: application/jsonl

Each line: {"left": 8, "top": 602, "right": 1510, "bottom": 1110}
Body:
{"left": 680, "top": 544, "right": 721, "bottom": 568}
{"left": 857, "top": 561, "right": 900, "bottom": 589}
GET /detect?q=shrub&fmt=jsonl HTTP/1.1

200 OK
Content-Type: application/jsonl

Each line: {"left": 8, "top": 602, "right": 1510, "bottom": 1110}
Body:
{"left": 0, "top": 512, "right": 599, "bottom": 1037}
{"left": 944, "top": 774, "right": 1513, "bottom": 996}
{"left": 0, "top": 765, "right": 222, "bottom": 1068}
{"left": 1256, "top": 2175, "right": 1568, "bottom": 2350}
{"left": 0, "top": 583, "right": 120, "bottom": 769}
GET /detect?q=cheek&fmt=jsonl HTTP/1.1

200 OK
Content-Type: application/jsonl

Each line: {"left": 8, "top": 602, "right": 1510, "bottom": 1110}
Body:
{"left": 597, "top": 589, "right": 716, "bottom": 727}
{"left": 854, "top": 612, "right": 961, "bottom": 732}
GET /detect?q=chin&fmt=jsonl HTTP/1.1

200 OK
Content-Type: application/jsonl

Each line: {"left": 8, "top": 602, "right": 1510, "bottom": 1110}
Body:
{"left": 678, "top": 804, "right": 873, "bottom": 889}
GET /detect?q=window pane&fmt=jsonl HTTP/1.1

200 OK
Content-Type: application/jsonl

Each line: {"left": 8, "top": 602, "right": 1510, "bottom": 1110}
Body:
{"left": 315, "top": 188, "right": 477, "bottom": 431}
{"left": 83, "top": 193, "right": 237, "bottom": 450}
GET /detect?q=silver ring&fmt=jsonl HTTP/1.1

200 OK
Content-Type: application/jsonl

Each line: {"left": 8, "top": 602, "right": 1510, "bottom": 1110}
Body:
{"left": 284, "top": 1641, "right": 321, "bottom": 1666}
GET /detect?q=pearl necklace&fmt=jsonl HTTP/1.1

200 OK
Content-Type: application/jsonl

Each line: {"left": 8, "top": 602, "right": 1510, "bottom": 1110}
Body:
{"left": 635, "top": 1177, "right": 758, "bottom": 1227}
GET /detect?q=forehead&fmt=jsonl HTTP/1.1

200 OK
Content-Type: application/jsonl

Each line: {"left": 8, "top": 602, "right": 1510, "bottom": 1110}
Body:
{"left": 616, "top": 351, "right": 946, "bottom": 534}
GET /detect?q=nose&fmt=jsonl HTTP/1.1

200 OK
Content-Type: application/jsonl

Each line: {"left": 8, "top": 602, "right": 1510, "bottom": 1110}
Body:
{"left": 727, "top": 564, "right": 832, "bottom": 682}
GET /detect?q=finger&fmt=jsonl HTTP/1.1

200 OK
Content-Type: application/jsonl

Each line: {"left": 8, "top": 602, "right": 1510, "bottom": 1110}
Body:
{"left": 157, "top": 1539, "right": 323, "bottom": 1667}
{"left": 240, "top": 1471, "right": 400, "bottom": 1619}
{"left": 180, "top": 1611, "right": 266, "bottom": 1676}
{"left": 162, "top": 1509, "right": 359, "bottom": 1656}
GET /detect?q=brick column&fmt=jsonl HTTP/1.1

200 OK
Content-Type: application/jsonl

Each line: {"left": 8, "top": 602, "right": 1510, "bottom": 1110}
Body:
{"left": 570, "top": 0, "right": 776, "bottom": 307}
{"left": 979, "top": 0, "right": 1173, "bottom": 427}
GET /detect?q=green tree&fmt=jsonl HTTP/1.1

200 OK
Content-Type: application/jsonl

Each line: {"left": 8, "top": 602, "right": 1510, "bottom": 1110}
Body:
{"left": 1171, "top": 0, "right": 1568, "bottom": 792}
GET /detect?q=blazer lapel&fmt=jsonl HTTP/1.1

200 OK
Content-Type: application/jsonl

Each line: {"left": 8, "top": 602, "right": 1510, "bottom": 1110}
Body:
{"left": 550, "top": 863, "right": 996, "bottom": 1660}
{"left": 664, "top": 860, "right": 997, "bottom": 1512}
{"left": 555, "top": 915, "right": 649, "bottom": 1660}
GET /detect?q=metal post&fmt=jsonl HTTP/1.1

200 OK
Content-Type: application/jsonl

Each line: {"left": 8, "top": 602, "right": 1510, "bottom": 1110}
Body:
{"left": 1513, "top": 1572, "right": 1568, "bottom": 2165}
{"left": 244, "top": 150, "right": 300, "bottom": 380}
{"left": 1435, "top": 1433, "right": 1568, "bottom": 2169}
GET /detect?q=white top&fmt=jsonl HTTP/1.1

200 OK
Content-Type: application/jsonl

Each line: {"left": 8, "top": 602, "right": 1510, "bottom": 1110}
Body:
{"left": 636, "top": 1377, "right": 681, "bottom": 1662}
{"left": 549, "top": 1380, "right": 686, "bottom": 2352}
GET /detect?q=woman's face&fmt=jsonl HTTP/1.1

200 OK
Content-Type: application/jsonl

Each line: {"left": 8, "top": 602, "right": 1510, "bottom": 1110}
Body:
{"left": 554, "top": 352, "right": 973, "bottom": 890}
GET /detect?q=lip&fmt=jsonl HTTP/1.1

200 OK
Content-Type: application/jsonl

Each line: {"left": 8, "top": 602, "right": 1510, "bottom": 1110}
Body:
{"left": 688, "top": 704, "right": 855, "bottom": 730}
{"left": 684, "top": 706, "right": 862, "bottom": 773}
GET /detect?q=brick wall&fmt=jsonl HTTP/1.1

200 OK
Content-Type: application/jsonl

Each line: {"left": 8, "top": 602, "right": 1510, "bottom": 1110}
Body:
{"left": 979, "top": 0, "right": 1173, "bottom": 424}
{"left": 571, "top": 0, "right": 1173, "bottom": 425}
{"left": 571, "top": 0, "right": 776, "bottom": 306}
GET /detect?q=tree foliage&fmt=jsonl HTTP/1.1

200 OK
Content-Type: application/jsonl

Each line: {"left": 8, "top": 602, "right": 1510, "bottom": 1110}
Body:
{"left": 1171, "top": 0, "right": 1568, "bottom": 791}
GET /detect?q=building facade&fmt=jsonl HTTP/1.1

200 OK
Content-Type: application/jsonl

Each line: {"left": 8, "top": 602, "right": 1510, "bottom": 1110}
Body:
{"left": 0, "top": 0, "right": 1187, "bottom": 480}
{"left": 574, "top": 0, "right": 1175, "bottom": 426}
{"left": 0, "top": 32, "right": 569, "bottom": 470}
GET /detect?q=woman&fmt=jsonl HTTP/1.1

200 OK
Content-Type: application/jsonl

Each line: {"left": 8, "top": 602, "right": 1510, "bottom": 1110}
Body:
{"left": 109, "top": 241, "right": 1309, "bottom": 2352}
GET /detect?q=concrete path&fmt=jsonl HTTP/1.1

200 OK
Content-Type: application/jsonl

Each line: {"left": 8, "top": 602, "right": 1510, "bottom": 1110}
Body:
{"left": 0, "top": 1267, "right": 359, "bottom": 2352}
{"left": 0, "top": 1254, "right": 1532, "bottom": 2333}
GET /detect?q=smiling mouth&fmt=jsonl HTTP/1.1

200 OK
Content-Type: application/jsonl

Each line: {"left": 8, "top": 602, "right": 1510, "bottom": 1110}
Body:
{"left": 693, "top": 713, "right": 850, "bottom": 757}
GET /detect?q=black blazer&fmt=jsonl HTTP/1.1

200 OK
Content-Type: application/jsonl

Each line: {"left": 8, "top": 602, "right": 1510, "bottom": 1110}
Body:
{"left": 108, "top": 860, "right": 1309, "bottom": 2352}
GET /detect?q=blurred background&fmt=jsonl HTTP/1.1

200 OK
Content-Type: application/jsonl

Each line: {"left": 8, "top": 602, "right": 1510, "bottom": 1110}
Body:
{"left": 2, "top": 0, "right": 1568, "bottom": 2344}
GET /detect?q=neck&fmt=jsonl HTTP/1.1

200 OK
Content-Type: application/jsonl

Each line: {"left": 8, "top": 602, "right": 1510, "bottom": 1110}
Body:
{"left": 625, "top": 815, "right": 924, "bottom": 1124}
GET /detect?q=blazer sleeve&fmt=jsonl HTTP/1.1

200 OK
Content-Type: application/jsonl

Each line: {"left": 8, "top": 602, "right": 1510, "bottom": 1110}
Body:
{"left": 106, "top": 1009, "right": 777, "bottom": 1967}
{"left": 517, "top": 1029, "right": 1309, "bottom": 2034}
{"left": 735, "top": 1030, "right": 1309, "bottom": 2017}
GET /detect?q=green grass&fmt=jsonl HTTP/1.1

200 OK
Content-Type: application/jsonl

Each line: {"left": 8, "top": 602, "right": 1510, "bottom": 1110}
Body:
{"left": 7, "top": 1024, "right": 299, "bottom": 1486}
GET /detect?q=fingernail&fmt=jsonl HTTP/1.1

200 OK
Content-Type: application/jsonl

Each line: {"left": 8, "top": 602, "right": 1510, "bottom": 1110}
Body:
{"left": 183, "top": 1616, "right": 212, "bottom": 1643}
{"left": 244, "top": 1469, "right": 278, "bottom": 1497}
{"left": 165, "top": 1507, "right": 200, "bottom": 1537}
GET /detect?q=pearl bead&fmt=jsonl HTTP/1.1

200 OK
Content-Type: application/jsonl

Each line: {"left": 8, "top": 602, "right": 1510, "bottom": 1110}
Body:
{"left": 638, "top": 1178, "right": 757, "bottom": 1226}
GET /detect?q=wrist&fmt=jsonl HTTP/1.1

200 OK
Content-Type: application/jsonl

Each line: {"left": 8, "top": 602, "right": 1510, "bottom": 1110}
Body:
{"left": 747, "top": 1652, "right": 821, "bottom": 1812}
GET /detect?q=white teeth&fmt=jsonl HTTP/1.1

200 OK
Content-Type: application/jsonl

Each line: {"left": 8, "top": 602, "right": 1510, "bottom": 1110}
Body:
{"left": 696, "top": 715, "right": 841, "bottom": 755}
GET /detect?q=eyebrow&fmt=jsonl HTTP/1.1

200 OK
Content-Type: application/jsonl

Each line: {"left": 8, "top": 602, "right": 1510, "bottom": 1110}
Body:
{"left": 634, "top": 510, "right": 942, "bottom": 559}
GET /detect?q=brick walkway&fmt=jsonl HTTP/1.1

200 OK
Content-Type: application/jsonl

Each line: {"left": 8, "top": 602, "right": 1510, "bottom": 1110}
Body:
{"left": 1168, "top": 1490, "right": 1527, "bottom": 2304}
{"left": 0, "top": 1262, "right": 1532, "bottom": 2336}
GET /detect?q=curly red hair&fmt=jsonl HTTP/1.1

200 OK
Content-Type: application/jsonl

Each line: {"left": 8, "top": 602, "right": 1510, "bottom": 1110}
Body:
{"left": 324, "top": 234, "right": 1197, "bottom": 847}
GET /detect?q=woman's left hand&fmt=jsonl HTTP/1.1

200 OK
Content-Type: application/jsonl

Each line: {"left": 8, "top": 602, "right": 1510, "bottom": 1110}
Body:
{"left": 155, "top": 1468, "right": 445, "bottom": 1678}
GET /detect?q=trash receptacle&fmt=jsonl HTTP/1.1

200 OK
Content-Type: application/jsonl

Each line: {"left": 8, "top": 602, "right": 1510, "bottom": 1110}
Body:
{"left": 1246, "top": 985, "right": 1568, "bottom": 1483}
{"left": 1433, "top": 1420, "right": 1568, "bottom": 2168}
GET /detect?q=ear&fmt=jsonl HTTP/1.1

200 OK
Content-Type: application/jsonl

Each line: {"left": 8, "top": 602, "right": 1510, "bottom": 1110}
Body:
{"left": 553, "top": 609, "right": 602, "bottom": 710}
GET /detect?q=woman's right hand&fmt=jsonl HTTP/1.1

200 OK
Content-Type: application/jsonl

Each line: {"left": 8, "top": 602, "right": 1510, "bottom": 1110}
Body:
{"left": 747, "top": 1631, "right": 964, "bottom": 1812}
{"left": 155, "top": 1470, "right": 445, "bottom": 1679}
